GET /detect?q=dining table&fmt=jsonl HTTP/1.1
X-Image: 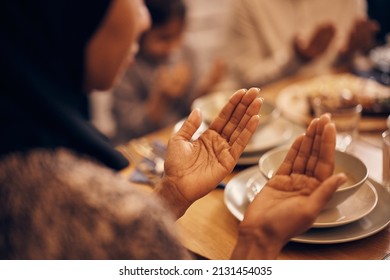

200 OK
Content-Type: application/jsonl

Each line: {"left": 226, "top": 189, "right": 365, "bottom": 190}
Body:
{"left": 119, "top": 72, "right": 390, "bottom": 260}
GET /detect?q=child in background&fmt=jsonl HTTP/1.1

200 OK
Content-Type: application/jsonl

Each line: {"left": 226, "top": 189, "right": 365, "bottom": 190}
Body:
{"left": 111, "top": 0, "right": 223, "bottom": 144}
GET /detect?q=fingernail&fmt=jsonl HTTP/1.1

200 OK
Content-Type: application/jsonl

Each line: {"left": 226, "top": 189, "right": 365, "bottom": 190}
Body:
{"left": 323, "top": 113, "right": 332, "bottom": 119}
{"left": 337, "top": 173, "right": 347, "bottom": 184}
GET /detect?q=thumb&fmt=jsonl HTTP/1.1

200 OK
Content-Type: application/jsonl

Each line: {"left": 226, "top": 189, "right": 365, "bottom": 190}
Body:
{"left": 174, "top": 108, "right": 202, "bottom": 141}
{"left": 311, "top": 173, "right": 348, "bottom": 211}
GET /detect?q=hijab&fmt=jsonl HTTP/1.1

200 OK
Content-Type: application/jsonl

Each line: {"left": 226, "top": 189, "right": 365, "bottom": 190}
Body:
{"left": 0, "top": 0, "right": 129, "bottom": 170}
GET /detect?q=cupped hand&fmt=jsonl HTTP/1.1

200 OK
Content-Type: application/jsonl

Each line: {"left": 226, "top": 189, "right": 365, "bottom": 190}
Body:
{"left": 294, "top": 23, "right": 336, "bottom": 61}
{"left": 154, "top": 62, "right": 192, "bottom": 99}
{"left": 340, "top": 18, "right": 379, "bottom": 57}
{"left": 233, "top": 114, "right": 347, "bottom": 259}
{"left": 157, "top": 88, "right": 262, "bottom": 216}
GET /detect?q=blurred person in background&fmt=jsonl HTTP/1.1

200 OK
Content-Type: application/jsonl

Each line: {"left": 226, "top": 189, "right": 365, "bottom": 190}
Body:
{"left": 367, "top": 0, "right": 390, "bottom": 45}
{"left": 111, "top": 0, "right": 224, "bottom": 145}
{"left": 215, "top": 0, "right": 379, "bottom": 90}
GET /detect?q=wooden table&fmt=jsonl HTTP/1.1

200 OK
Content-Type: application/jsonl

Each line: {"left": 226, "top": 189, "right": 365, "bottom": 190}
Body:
{"left": 120, "top": 74, "right": 390, "bottom": 260}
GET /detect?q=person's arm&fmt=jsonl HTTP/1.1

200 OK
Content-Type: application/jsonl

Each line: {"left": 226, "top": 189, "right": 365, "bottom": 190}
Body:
{"left": 219, "top": 1, "right": 304, "bottom": 87}
{"left": 155, "top": 88, "right": 262, "bottom": 218}
{"left": 231, "top": 114, "right": 347, "bottom": 259}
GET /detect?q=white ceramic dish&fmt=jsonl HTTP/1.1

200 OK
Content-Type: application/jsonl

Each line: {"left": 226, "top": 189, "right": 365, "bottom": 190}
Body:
{"left": 243, "top": 118, "right": 293, "bottom": 154}
{"left": 276, "top": 73, "right": 389, "bottom": 131}
{"left": 259, "top": 147, "right": 369, "bottom": 210}
{"left": 245, "top": 172, "right": 378, "bottom": 228}
{"left": 224, "top": 166, "right": 390, "bottom": 244}
{"left": 237, "top": 119, "right": 306, "bottom": 165}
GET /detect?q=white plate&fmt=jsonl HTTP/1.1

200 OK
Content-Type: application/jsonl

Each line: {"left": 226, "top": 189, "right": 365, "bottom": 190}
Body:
{"left": 314, "top": 181, "right": 378, "bottom": 228}
{"left": 224, "top": 166, "right": 390, "bottom": 244}
{"left": 276, "top": 73, "right": 389, "bottom": 131}
{"left": 237, "top": 120, "right": 305, "bottom": 165}
{"left": 245, "top": 172, "right": 378, "bottom": 228}
{"left": 243, "top": 118, "right": 293, "bottom": 153}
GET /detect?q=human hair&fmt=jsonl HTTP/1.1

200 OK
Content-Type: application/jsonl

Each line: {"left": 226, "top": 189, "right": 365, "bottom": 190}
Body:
{"left": 145, "top": 0, "right": 187, "bottom": 27}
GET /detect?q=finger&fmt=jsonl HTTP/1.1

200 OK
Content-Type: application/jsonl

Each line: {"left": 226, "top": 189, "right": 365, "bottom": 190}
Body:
{"left": 218, "top": 88, "right": 259, "bottom": 140}
{"left": 305, "top": 114, "right": 332, "bottom": 177}
{"left": 314, "top": 122, "right": 336, "bottom": 181}
{"left": 230, "top": 114, "right": 260, "bottom": 160}
{"left": 275, "top": 134, "right": 304, "bottom": 176}
{"left": 308, "top": 173, "right": 347, "bottom": 213}
{"left": 208, "top": 89, "right": 247, "bottom": 133}
{"left": 228, "top": 95, "right": 262, "bottom": 145}
{"left": 291, "top": 117, "right": 319, "bottom": 174}
{"left": 174, "top": 108, "right": 202, "bottom": 141}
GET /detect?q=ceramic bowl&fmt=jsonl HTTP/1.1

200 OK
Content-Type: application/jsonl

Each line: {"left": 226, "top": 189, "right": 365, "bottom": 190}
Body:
{"left": 258, "top": 147, "right": 368, "bottom": 210}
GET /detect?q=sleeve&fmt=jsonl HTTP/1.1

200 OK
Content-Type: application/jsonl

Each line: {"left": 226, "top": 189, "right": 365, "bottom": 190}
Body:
{"left": 0, "top": 149, "right": 192, "bottom": 260}
{"left": 219, "top": 0, "right": 304, "bottom": 88}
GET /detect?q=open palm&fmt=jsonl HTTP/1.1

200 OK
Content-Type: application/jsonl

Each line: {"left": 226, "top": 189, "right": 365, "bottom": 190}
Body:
{"left": 241, "top": 115, "right": 347, "bottom": 252}
{"left": 163, "top": 88, "right": 262, "bottom": 204}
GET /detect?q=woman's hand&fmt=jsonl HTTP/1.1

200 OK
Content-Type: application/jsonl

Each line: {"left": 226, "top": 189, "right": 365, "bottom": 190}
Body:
{"left": 155, "top": 88, "right": 262, "bottom": 218}
{"left": 232, "top": 114, "right": 347, "bottom": 259}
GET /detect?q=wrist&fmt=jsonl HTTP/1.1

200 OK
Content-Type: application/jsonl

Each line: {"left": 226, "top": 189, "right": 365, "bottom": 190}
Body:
{"left": 231, "top": 225, "right": 284, "bottom": 260}
{"left": 154, "top": 176, "right": 191, "bottom": 219}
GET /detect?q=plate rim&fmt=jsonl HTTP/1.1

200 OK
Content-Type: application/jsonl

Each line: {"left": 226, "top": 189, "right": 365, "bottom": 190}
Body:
{"left": 237, "top": 120, "right": 305, "bottom": 165}
{"left": 313, "top": 182, "right": 378, "bottom": 228}
{"left": 224, "top": 166, "right": 390, "bottom": 244}
{"left": 243, "top": 118, "right": 293, "bottom": 153}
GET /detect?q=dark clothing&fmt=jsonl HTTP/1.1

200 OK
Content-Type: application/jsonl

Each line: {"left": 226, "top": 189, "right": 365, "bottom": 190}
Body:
{"left": 0, "top": 0, "right": 128, "bottom": 170}
{"left": 367, "top": 0, "right": 390, "bottom": 44}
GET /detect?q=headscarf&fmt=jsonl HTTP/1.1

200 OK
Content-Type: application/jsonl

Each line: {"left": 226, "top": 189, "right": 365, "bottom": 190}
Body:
{"left": 0, "top": 0, "right": 129, "bottom": 170}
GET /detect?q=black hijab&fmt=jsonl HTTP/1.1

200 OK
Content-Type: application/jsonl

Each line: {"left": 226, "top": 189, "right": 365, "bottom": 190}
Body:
{"left": 0, "top": 0, "right": 129, "bottom": 170}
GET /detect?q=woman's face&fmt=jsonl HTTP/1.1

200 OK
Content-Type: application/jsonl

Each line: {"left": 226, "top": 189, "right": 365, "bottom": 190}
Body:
{"left": 84, "top": 0, "right": 151, "bottom": 91}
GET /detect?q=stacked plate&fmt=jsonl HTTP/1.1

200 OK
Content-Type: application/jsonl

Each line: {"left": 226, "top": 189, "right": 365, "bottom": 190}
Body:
{"left": 237, "top": 116, "right": 304, "bottom": 165}
{"left": 224, "top": 166, "right": 390, "bottom": 244}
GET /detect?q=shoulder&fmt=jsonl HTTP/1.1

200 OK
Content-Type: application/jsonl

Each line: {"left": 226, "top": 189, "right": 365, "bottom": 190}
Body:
{"left": 0, "top": 149, "right": 190, "bottom": 259}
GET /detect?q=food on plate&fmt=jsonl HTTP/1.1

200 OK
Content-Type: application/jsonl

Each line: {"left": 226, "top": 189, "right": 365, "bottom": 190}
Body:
{"left": 305, "top": 74, "right": 390, "bottom": 116}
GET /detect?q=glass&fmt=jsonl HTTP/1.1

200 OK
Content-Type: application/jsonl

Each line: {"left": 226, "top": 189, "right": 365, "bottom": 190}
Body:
{"left": 382, "top": 130, "right": 390, "bottom": 191}
{"left": 313, "top": 101, "right": 362, "bottom": 152}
